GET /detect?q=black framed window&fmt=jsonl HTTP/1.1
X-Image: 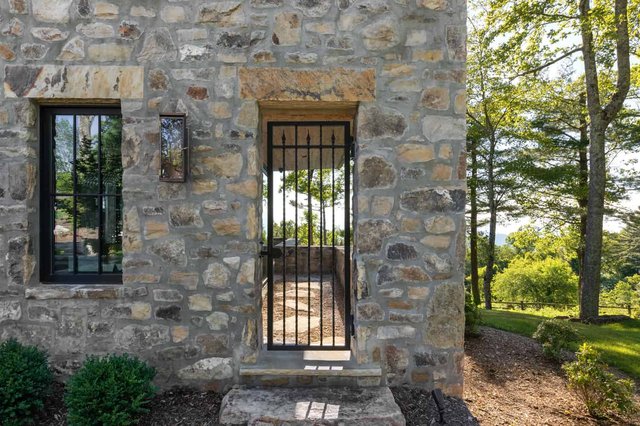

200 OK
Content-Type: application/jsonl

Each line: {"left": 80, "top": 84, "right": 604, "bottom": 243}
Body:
{"left": 40, "top": 107, "right": 123, "bottom": 284}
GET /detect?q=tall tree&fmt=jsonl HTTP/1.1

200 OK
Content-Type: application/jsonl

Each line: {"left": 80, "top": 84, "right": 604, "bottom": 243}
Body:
{"left": 467, "top": 10, "right": 525, "bottom": 309}
{"left": 484, "top": 0, "right": 636, "bottom": 319}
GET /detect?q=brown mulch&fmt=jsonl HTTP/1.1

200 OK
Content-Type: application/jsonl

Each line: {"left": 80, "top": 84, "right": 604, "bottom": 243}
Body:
{"left": 464, "top": 326, "right": 640, "bottom": 425}
{"left": 35, "top": 385, "right": 223, "bottom": 426}
{"left": 392, "top": 387, "right": 479, "bottom": 426}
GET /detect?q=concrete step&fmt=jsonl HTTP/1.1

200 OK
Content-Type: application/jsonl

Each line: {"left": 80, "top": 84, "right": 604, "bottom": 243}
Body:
{"left": 218, "top": 386, "right": 406, "bottom": 425}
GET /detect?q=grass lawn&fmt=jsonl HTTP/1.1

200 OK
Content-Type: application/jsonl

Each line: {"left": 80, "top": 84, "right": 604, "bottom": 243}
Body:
{"left": 480, "top": 309, "right": 640, "bottom": 380}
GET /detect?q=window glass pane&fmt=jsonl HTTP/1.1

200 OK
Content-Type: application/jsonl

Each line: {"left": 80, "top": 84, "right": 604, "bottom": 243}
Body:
{"left": 160, "top": 116, "right": 185, "bottom": 181}
{"left": 101, "top": 115, "right": 122, "bottom": 195}
{"left": 53, "top": 196, "right": 74, "bottom": 274}
{"left": 76, "top": 196, "right": 99, "bottom": 273}
{"left": 75, "top": 115, "right": 99, "bottom": 194}
{"left": 54, "top": 116, "right": 74, "bottom": 194}
{"left": 102, "top": 196, "right": 122, "bottom": 273}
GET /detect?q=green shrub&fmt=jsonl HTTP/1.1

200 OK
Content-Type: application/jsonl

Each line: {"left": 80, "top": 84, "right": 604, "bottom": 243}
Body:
{"left": 65, "top": 354, "right": 157, "bottom": 426}
{"left": 0, "top": 339, "right": 53, "bottom": 425}
{"left": 493, "top": 257, "right": 578, "bottom": 304}
{"left": 563, "top": 343, "right": 637, "bottom": 418}
{"left": 532, "top": 319, "right": 579, "bottom": 360}
{"left": 464, "top": 291, "right": 481, "bottom": 336}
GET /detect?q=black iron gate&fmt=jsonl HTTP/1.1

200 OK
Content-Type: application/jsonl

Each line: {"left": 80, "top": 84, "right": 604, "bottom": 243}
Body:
{"left": 266, "top": 121, "right": 352, "bottom": 350}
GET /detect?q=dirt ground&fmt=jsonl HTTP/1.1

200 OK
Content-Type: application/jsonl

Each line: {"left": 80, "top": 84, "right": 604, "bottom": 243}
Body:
{"left": 464, "top": 327, "right": 640, "bottom": 425}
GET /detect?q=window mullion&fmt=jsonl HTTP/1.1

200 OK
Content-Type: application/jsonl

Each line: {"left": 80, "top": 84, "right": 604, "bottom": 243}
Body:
{"left": 72, "top": 114, "right": 78, "bottom": 275}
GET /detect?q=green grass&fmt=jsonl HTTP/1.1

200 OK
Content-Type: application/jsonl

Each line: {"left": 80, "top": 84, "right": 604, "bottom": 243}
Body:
{"left": 480, "top": 309, "right": 640, "bottom": 380}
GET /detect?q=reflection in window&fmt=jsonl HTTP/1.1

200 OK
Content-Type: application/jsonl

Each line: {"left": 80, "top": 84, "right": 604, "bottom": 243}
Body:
{"left": 42, "top": 109, "right": 123, "bottom": 283}
{"left": 160, "top": 115, "right": 187, "bottom": 182}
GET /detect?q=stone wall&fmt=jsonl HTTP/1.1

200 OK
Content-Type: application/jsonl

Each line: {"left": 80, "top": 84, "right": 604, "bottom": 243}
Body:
{"left": 0, "top": 0, "right": 466, "bottom": 395}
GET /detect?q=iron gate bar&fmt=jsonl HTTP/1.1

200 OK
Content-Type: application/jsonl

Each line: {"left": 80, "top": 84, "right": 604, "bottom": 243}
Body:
{"left": 266, "top": 121, "right": 352, "bottom": 351}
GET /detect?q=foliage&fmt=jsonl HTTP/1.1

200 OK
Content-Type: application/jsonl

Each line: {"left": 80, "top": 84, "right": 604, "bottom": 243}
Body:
{"left": 465, "top": 291, "right": 481, "bottom": 336}
{"left": 563, "top": 343, "right": 637, "bottom": 418}
{"left": 532, "top": 319, "right": 579, "bottom": 361}
{"left": 0, "top": 339, "right": 53, "bottom": 425}
{"left": 481, "top": 309, "right": 640, "bottom": 380}
{"left": 65, "top": 354, "right": 156, "bottom": 426}
{"left": 600, "top": 275, "right": 640, "bottom": 316}
{"left": 493, "top": 257, "right": 579, "bottom": 304}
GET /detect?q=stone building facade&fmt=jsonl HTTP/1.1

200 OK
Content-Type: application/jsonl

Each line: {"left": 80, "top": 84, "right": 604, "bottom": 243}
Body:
{"left": 0, "top": 0, "right": 466, "bottom": 395}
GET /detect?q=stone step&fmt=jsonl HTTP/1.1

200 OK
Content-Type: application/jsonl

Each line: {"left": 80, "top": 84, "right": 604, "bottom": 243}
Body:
{"left": 239, "top": 366, "right": 382, "bottom": 377}
{"left": 218, "top": 386, "right": 406, "bottom": 425}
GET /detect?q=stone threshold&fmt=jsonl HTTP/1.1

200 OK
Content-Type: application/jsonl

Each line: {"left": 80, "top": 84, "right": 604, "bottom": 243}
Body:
{"left": 219, "top": 386, "right": 405, "bottom": 425}
{"left": 239, "top": 366, "right": 382, "bottom": 378}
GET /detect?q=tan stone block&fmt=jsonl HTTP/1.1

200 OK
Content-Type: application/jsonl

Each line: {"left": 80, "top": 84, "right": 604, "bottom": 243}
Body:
{"left": 0, "top": 43, "right": 16, "bottom": 61}
{"left": 438, "top": 144, "right": 452, "bottom": 159}
{"left": 210, "top": 102, "right": 232, "bottom": 119}
{"left": 412, "top": 49, "right": 444, "bottom": 62}
{"left": 408, "top": 286, "right": 431, "bottom": 300}
{"left": 202, "top": 153, "right": 243, "bottom": 177}
{"left": 421, "top": 235, "right": 451, "bottom": 249}
{"left": 123, "top": 273, "right": 160, "bottom": 284}
{"left": 381, "top": 64, "right": 416, "bottom": 77}
{"left": 273, "top": 12, "right": 301, "bottom": 46}
{"left": 95, "top": 2, "right": 119, "bottom": 19}
{"left": 454, "top": 89, "right": 466, "bottom": 114}
{"left": 236, "top": 101, "right": 259, "bottom": 128}
{"left": 171, "top": 325, "right": 189, "bottom": 343}
{"left": 252, "top": 50, "right": 276, "bottom": 63}
{"left": 305, "top": 22, "right": 335, "bottom": 34}
{"left": 131, "top": 303, "right": 151, "bottom": 320}
{"left": 131, "top": 6, "right": 156, "bottom": 17}
{"left": 169, "top": 272, "right": 199, "bottom": 290}
{"left": 239, "top": 67, "right": 375, "bottom": 101}
{"left": 431, "top": 164, "right": 453, "bottom": 180}
{"left": 411, "top": 370, "right": 430, "bottom": 383}
{"left": 387, "top": 300, "right": 414, "bottom": 310}
{"left": 358, "top": 196, "right": 370, "bottom": 214}
{"left": 422, "top": 87, "right": 450, "bottom": 110}
{"left": 371, "top": 196, "right": 394, "bottom": 216}
{"left": 425, "top": 215, "right": 456, "bottom": 234}
{"left": 189, "top": 294, "right": 213, "bottom": 311}
{"left": 213, "top": 218, "right": 242, "bottom": 236}
{"left": 144, "top": 221, "right": 169, "bottom": 239}
{"left": 160, "top": 5, "right": 186, "bottom": 23}
{"left": 192, "top": 179, "right": 218, "bottom": 195}
{"left": 5, "top": 65, "right": 144, "bottom": 99}
{"left": 417, "top": 0, "right": 448, "bottom": 10}
{"left": 400, "top": 217, "right": 422, "bottom": 233}
{"left": 246, "top": 205, "right": 258, "bottom": 239}
{"left": 397, "top": 144, "right": 435, "bottom": 163}
{"left": 389, "top": 79, "right": 421, "bottom": 92}
{"left": 88, "top": 43, "right": 132, "bottom": 62}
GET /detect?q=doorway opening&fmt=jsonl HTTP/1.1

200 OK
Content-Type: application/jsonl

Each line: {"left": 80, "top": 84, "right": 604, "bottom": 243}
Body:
{"left": 261, "top": 121, "right": 353, "bottom": 350}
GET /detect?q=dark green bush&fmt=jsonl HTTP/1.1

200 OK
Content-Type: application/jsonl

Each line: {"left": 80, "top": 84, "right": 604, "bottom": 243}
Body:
{"left": 532, "top": 318, "right": 579, "bottom": 361}
{"left": 563, "top": 343, "right": 637, "bottom": 418}
{"left": 464, "top": 291, "right": 481, "bottom": 336}
{"left": 65, "top": 354, "right": 157, "bottom": 426}
{"left": 0, "top": 339, "right": 53, "bottom": 425}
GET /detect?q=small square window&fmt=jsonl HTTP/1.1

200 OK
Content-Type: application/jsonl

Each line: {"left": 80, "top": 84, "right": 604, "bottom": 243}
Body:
{"left": 40, "top": 107, "right": 123, "bottom": 284}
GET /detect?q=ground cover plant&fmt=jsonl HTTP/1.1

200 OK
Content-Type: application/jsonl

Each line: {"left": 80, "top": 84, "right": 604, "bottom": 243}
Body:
{"left": 0, "top": 339, "right": 53, "bottom": 425}
{"left": 65, "top": 354, "right": 156, "bottom": 426}
{"left": 481, "top": 309, "right": 640, "bottom": 379}
{"left": 563, "top": 343, "right": 637, "bottom": 418}
{"left": 533, "top": 318, "right": 580, "bottom": 361}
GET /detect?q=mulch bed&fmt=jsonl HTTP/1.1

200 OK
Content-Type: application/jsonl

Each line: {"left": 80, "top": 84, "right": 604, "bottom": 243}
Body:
{"left": 35, "top": 384, "right": 223, "bottom": 426}
{"left": 392, "top": 387, "right": 479, "bottom": 425}
{"left": 464, "top": 326, "right": 640, "bottom": 425}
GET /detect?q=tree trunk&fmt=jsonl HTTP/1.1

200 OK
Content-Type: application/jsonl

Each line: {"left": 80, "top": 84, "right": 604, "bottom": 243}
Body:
{"left": 581, "top": 128, "right": 606, "bottom": 320}
{"left": 579, "top": 0, "right": 630, "bottom": 321}
{"left": 577, "top": 95, "right": 589, "bottom": 305}
{"left": 469, "top": 137, "right": 481, "bottom": 305}
{"left": 482, "top": 136, "right": 497, "bottom": 310}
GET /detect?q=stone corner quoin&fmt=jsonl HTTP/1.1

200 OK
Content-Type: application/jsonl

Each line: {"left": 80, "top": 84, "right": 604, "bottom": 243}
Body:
{"left": 0, "top": 0, "right": 466, "bottom": 397}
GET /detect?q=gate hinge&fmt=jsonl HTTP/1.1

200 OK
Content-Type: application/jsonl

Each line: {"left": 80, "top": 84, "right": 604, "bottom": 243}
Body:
{"left": 349, "top": 138, "right": 356, "bottom": 159}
